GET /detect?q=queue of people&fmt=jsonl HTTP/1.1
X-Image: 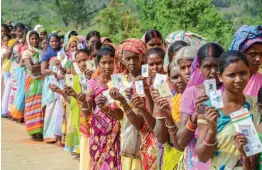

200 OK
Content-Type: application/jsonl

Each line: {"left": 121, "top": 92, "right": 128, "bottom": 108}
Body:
{"left": 1, "top": 22, "right": 262, "bottom": 170}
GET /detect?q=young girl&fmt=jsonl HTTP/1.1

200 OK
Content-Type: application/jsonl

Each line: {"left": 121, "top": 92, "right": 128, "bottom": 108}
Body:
{"left": 195, "top": 50, "right": 260, "bottom": 170}
{"left": 80, "top": 45, "right": 123, "bottom": 169}
{"left": 177, "top": 43, "right": 224, "bottom": 170}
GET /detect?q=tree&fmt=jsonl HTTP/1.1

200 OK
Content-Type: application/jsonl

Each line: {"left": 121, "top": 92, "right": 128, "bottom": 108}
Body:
{"left": 94, "top": 0, "right": 141, "bottom": 43}
{"left": 53, "top": 0, "right": 108, "bottom": 29}
{"left": 135, "top": 0, "right": 234, "bottom": 48}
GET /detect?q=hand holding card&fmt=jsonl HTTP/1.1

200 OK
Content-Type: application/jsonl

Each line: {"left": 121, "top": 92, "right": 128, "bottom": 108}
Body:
{"left": 157, "top": 82, "right": 172, "bottom": 98}
{"left": 141, "top": 64, "right": 149, "bottom": 78}
{"left": 135, "top": 80, "right": 144, "bottom": 97}
{"left": 85, "top": 60, "right": 96, "bottom": 71}
{"left": 153, "top": 73, "right": 167, "bottom": 89}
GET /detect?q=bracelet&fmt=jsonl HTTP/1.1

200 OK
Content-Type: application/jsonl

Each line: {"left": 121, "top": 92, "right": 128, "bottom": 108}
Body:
{"left": 165, "top": 121, "right": 176, "bottom": 129}
{"left": 185, "top": 118, "right": 197, "bottom": 131}
{"left": 81, "top": 103, "right": 90, "bottom": 111}
{"left": 168, "top": 127, "right": 178, "bottom": 135}
{"left": 156, "top": 116, "right": 165, "bottom": 120}
{"left": 203, "top": 139, "right": 216, "bottom": 146}
{"left": 120, "top": 101, "right": 128, "bottom": 107}
{"left": 125, "top": 108, "right": 133, "bottom": 115}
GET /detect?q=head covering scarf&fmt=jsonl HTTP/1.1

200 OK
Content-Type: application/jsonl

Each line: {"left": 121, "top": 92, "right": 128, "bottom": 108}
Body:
{"left": 34, "top": 24, "right": 46, "bottom": 34}
{"left": 229, "top": 25, "right": 262, "bottom": 52}
{"left": 229, "top": 25, "right": 262, "bottom": 97}
{"left": 68, "top": 36, "right": 80, "bottom": 47}
{"left": 64, "top": 30, "right": 78, "bottom": 45}
{"left": 165, "top": 31, "right": 207, "bottom": 50}
{"left": 115, "top": 38, "right": 147, "bottom": 74}
{"left": 26, "top": 30, "right": 41, "bottom": 54}
{"left": 141, "top": 30, "right": 166, "bottom": 50}
{"left": 41, "top": 33, "right": 60, "bottom": 62}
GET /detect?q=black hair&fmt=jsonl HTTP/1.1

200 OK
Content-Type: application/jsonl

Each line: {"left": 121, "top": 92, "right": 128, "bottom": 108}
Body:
{"left": 146, "top": 47, "right": 165, "bottom": 60}
{"left": 69, "top": 31, "right": 78, "bottom": 39}
{"left": 197, "top": 43, "right": 224, "bottom": 65}
{"left": 89, "top": 41, "right": 103, "bottom": 55}
{"left": 86, "top": 31, "right": 101, "bottom": 41}
{"left": 1, "top": 24, "right": 10, "bottom": 32}
{"left": 218, "top": 50, "right": 249, "bottom": 73}
{"left": 144, "top": 29, "right": 163, "bottom": 44}
{"left": 96, "top": 45, "right": 115, "bottom": 64}
{"left": 29, "top": 30, "right": 40, "bottom": 39}
{"left": 258, "top": 87, "right": 262, "bottom": 104}
{"left": 3, "top": 34, "right": 11, "bottom": 39}
{"left": 7, "top": 24, "right": 13, "bottom": 30}
{"left": 75, "top": 49, "right": 89, "bottom": 59}
{"left": 15, "top": 23, "right": 25, "bottom": 30}
{"left": 168, "top": 41, "right": 189, "bottom": 63}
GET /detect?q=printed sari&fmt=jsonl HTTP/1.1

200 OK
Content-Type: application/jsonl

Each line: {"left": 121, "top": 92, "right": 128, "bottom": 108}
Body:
{"left": 88, "top": 79, "right": 121, "bottom": 170}
{"left": 199, "top": 96, "right": 261, "bottom": 170}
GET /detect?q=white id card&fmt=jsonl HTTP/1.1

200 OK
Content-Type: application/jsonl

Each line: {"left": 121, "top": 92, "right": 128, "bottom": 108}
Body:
{"left": 157, "top": 82, "right": 172, "bottom": 98}
{"left": 102, "top": 89, "right": 114, "bottom": 104}
{"left": 85, "top": 60, "right": 96, "bottom": 71}
{"left": 230, "top": 108, "right": 262, "bottom": 156}
{"left": 111, "top": 74, "right": 124, "bottom": 88}
{"left": 135, "top": 80, "right": 144, "bottom": 96}
{"left": 141, "top": 64, "right": 149, "bottom": 78}
{"left": 65, "top": 74, "right": 74, "bottom": 87}
{"left": 73, "top": 62, "right": 82, "bottom": 74}
{"left": 153, "top": 73, "right": 167, "bottom": 89}
{"left": 204, "top": 79, "right": 217, "bottom": 97}
{"left": 210, "top": 90, "right": 224, "bottom": 109}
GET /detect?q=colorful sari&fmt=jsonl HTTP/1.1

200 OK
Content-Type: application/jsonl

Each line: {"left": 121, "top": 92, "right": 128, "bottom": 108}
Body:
{"left": 140, "top": 124, "right": 158, "bottom": 170}
{"left": 162, "top": 93, "right": 184, "bottom": 170}
{"left": 23, "top": 31, "right": 44, "bottom": 135}
{"left": 88, "top": 79, "right": 122, "bottom": 170}
{"left": 65, "top": 75, "right": 81, "bottom": 151}
{"left": 200, "top": 96, "right": 261, "bottom": 170}
{"left": 24, "top": 74, "right": 44, "bottom": 135}
{"left": 9, "top": 66, "right": 25, "bottom": 120}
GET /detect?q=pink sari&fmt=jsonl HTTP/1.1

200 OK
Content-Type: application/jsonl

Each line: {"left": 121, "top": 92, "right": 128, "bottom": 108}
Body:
{"left": 88, "top": 79, "right": 122, "bottom": 170}
{"left": 243, "top": 72, "right": 262, "bottom": 97}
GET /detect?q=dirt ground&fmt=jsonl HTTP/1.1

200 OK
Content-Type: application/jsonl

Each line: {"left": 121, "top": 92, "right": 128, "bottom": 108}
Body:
{"left": 1, "top": 118, "right": 79, "bottom": 170}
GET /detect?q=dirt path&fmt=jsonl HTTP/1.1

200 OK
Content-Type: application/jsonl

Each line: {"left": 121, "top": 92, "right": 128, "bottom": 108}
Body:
{"left": 1, "top": 118, "right": 79, "bottom": 170}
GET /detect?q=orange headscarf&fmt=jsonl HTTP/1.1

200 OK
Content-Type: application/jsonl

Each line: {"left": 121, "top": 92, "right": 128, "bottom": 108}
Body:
{"left": 115, "top": 38, "right": 146, "bottom": 74}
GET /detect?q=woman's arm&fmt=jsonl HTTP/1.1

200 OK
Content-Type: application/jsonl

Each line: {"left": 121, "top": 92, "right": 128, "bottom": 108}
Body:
{"left": 138, "top": 107, "right": 156, "bottom": 130}
{"left": 24, "top": 58, "right": 41, "bottom": 73}
{"left": 41, "top": 61, "right": 54, "bottom": 76}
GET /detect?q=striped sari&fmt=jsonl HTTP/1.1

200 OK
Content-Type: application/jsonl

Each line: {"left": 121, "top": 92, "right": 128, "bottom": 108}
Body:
{"left": 24, "top": 74, "right": 44, "bottom": 135}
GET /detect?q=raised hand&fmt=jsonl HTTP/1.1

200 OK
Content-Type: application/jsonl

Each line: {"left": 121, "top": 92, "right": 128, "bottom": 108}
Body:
{"left": 63, "top": 85, "right": 77, "bottom": 98}
{"left": 84, "top": 69, "right": 94, "bottom": 80}
{"left": 131, "top": 94, "right": 145, "bottom": 109}
{"left": 95, "top": 94, "right": 108, "bottom": 109}
{"left": 109, "top": 88, "right": 126, "bottom": 103}
{"left": 234, "top": 133, "right": 248, "bottom": 156}
{"left": 204, "top": 107, "right": 219, "bottom": 133}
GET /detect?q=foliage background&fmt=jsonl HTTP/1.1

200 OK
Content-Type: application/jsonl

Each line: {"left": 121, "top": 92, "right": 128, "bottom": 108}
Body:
{"left": 2, "top": 0, "right": 262, "bottom": 48}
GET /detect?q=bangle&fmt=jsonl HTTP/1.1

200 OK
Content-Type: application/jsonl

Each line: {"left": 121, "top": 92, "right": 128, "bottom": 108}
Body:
{"left": 203, "top": 139, "right": 216, "bottom": 146}
{"left": 186, "top": 118, "right": 197, "bottom": 131}
{"left": 120, "top": 101, "right": 128, "bottom": 107}
{"left": 125, "top": 108, "right": 133, "bottom": 115}
{"left": 156, "top": 116, "right": 165, "bottom": 119}
{"left": 168, "top": 127, "right": 178, "bottom": 135}
{"left": 81, "top": 103, "right": 90, "bottom": 111}
{"left": 165, "top": 121, "right": 176, "bottom": 129}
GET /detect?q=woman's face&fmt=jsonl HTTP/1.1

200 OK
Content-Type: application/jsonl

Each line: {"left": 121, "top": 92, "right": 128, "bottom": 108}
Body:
{"left": 40, "top": 31, "right": 47, "bottom": 40}
{"left": 29, "top": 34, "right": 40, "bottom": 48}
{"left": 2, "top": 36, "right": 10, "bottom": 46}
{"left": 1, "top": 27, "right": 9, "bottom": 37}
{"left": 60, "top": 38, "right": 64, "bottom": 48}
{"left": 147, "top": 53, "right": 164, "bottom": 76}
{"left": 169, "top": 67, "right": 186, "bottom": 93}
{"left": 70, "top": 41, "right": 78, "bottom": 52}
{"left": 49, "top": 36, "right": 59, "bottom": 50}
{"left": 87, "top": 36, "right": 100, "bottom": 48}
{"left": 41, "top": 40, "right": 47, "bottom": 51}
{"left": 76, "top": 52, "right": 88, "bottom": 72}
{"left": 99, "top": 54, "right": 114, "bottom": 76}
{"left": 178, "top": 59, "right": 193, "bottom": 83}
{"left": 199, "top": 58, "right": 218, "bottom": 81}
{"left": 15, "top": 27, "right": 24, "bottom": 39}
{"left": 89, "top": 49, "right": 98, "bottom": 60}
{"left": 219, "top": 60, "right": 250, "bottom": 93}
{"left": 146, "top": 37, "right": 163, "bottom": 50}
{"left": 122, "top": 50, "right": 141, "bottom": 74}
{"left": 244, "top": 43, "right": 262, "bottom": 74}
